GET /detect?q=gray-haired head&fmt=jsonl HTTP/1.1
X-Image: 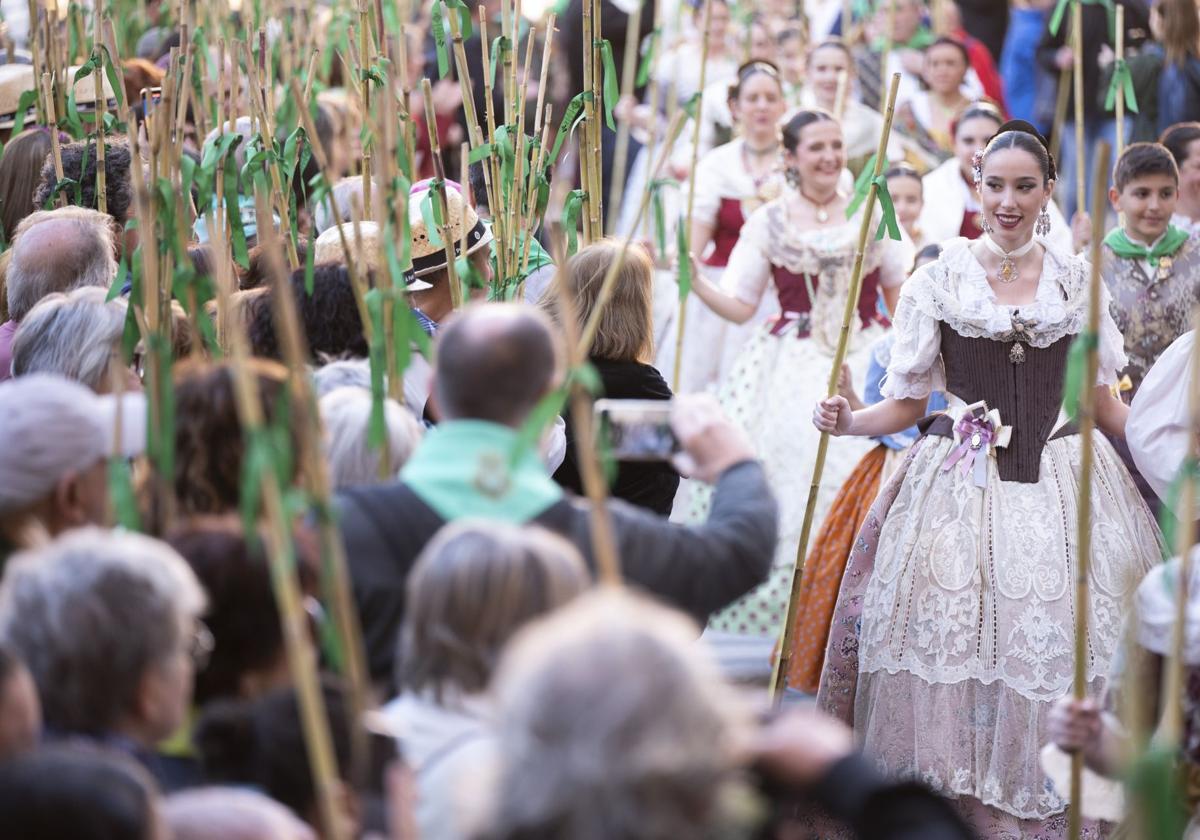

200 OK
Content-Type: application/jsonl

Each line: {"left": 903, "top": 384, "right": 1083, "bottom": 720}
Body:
{"left": 0, "top": 373, "right": 144, "bottom": 515}
{"left": 312, "top": 177, "right": 368, "bottom": 236}
{"left": 319, "top": 386, "right": 422, "bottom": 489}
{"left": 311, "top": 358, "right": 373, "bottom": 397}
{"left": 0, "top": 527, "right": 206, "bottom": 739}
{"left": 5, "top": 211, "right": 118, "bottom": 321}
{"left": 11, "top": 286, "right": 127, "bottom": 390}
{"left": 482, "top": 590, "right": 751, "bottom": 839}
{"left": 163, "top": 787, "right": 317, "bottom": 840}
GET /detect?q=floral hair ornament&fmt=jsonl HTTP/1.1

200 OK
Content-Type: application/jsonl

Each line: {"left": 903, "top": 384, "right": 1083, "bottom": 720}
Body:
{"left": 941, "top": 401, "right": 1012, "bottom": 489}
{"left": 971, "top": 149, "right": 985, "bottom": 188}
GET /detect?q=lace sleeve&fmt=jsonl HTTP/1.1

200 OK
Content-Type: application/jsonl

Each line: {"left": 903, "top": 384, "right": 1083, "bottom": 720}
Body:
{"left": 1095, "top": 282, "right": 1128, "bottom": 387}
{"left": 725, "top": 208, "right": 773, "bottom": 307}
{"left": 880, "top": 272, "right": 945, "bottom": 400}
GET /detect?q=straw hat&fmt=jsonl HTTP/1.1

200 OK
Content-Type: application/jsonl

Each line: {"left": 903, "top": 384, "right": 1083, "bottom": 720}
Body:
{"left": 406, "top": 178, "right": 493, "bottom": 279}
{"left": 314, "top": 220, "right": 433, "bottom": 291}
{"left": 0, "top": 63, "right": 118, "bottom": 130}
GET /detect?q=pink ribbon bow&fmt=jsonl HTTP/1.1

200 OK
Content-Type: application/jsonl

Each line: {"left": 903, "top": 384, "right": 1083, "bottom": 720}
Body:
{"left": 940, "top": 404, "right": 1011, "bottom": 489}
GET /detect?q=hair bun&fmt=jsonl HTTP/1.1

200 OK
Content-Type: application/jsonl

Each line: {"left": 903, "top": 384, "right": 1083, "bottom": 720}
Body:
{"left": 994, "top": 119, "right": 1057, "bottom": 180}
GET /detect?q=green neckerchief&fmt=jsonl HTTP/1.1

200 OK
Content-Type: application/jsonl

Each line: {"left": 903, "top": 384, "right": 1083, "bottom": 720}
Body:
{"left": 402, "top": 420, "right": 563, "bottom": 523}
{"left": 1103, "top": 225, "right": 1189, "bottom": 261}
{"left": 871, "top": 27, "right": 936, "bottom": 53}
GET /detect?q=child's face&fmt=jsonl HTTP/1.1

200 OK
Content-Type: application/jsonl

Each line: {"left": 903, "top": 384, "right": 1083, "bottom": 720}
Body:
{"left": 1112, "top": 173, "right": 1179, "bottom": 244}
{"left": 888, "top": 175, "right": 923, "bottom": 233}
{"left": 923, "top": 43, "right": 968, "bottom": 95}
{"left": 777, "top": 37, "right": 805, "bottom": 85}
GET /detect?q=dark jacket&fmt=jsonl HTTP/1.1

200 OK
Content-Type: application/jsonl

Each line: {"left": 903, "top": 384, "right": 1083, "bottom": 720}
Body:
{"left": 553, "top": 358, "right": 680, "bottom": 517}
{"left": 1159, "top": 54, "right": 1200, "bottom": 134}
{"left": 337, "top": 461, "right": 777, "bottom": 686}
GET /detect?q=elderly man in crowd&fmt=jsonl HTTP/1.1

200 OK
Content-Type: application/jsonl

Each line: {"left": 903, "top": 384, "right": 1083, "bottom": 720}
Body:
{"left": 0, "top": 528, "right": 207, "bottom": 791}
{"left": 11, "top": 287, "right": 134, "bottom": 392}
{"left": 0, "top": 208, "right": 118, "bottom": 380}
{"left": 0, "top": 375, "right": 144, "bottom": 561}
{"left": 338, "top": 302, "right": 779, "bottom": 686}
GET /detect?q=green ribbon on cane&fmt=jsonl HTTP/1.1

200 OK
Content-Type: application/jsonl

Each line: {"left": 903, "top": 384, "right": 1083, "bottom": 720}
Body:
{"left": 490, "top": 35, "right": 511, "bottom": 87}
{"left": 562, "top": 189, "right": 587, "bottom": 256}
{"left": 649, "top": 177, "right": 674, "bottom": 256}
{"left": 676, "top": 222, "right": 692, "bottom": 300}
{"left": 420, "top": 179, "right": 446, "bottom": 247}
{"left": 11, "top": 89, "right": 39, "bottom": 136}
{"left": 636, "top": 27, "right": 661, "bottom": 88}
{"left": 364, "top": 288, "right": 389, "bottom": 450}
{"left": 107, "top": 456, "right": 142, "bottom": 531}
{"left": 1060, "top": 330, "right": 1099, "bottom": 421}
{"left": 1048, "top": 0, "right": 1115, "bottom": 41}
{"left": 846, "top": 155, "right": 901, "bottom": 242}
{"left": 431, "top": 0, "right": 472, "bottom": 78}
{"left": 596, "top": 39, "right": 620, "bottom": 131}
{"left": 1158, "top": 457, "right": 1200, "bottom": 559}
{"left": 1104, "top": 58, "right": 1139, "bottom": 113}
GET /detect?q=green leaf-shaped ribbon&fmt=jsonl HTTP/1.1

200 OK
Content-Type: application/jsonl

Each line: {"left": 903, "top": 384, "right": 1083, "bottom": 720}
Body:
{"left": 431, "top": 0, "right": 450, "bottom": 77}
{"left": 596, "top": 39, "right": 619, "bottom": 131}
{"left": 1061, "top": 330, "right": 1099, "bottom": 421}
{"left": 648, "top": 177, "right": 674, "bottom": 255}
{"left": 676, "top": 221, "right": 691, "bottom": 300}
{"left": 490, "top": 35, "right": 511, "bottom": 87}
{"left": 1105, "top": 58, "right": 1139, "bottom": 114}
{"left": 1159, "top": 457, "right": 1200, "bottom": 559}
{"left": 547, "top": 91, "right": 592, "bottom": 174}
{"left": 494, "top": 125, "right": 516, "bottom": 200}
{"left": 1049, "top": 0, "right": 1115, "bottom": 41}
{"left": 468, "top": 142, "right": 494, "bottom": 164}
{"left": 681, "top": 91, "right": 702, "bottom": 119}
{"left": 364, "top": 287, "right": 389, "bottom": 449}
{"left": 107, "top": 456, "right": 141, "bottom": 531}
{"left": 420, "top": 181, "right": 446, "bottom": 248}
{"left": 11, "top": 89, "right": 38, "bottom": 136}
{"left": 846, "top": 153, "right": 879, "bottom": 218}
{"left": 562, "top": 189, "right": 587, "bottom": 256}
{"left": 636, "top": 27, "right": 661, "bottom": 88}
{"left": 870, "top": 174, "right": 902, "bottom": 241}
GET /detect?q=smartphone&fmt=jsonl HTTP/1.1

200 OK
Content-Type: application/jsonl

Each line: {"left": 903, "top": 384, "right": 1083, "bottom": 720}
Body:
{"left": 595, "top": 399, "right": 677, "bottom": 462}
{"left": 140, "top": 86, "right": 162, "bottom": 117}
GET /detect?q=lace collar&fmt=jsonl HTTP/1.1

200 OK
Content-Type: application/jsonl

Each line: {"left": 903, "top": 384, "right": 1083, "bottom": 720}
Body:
{"left": 905, "top": 237, "right": 1089, "bottom": 347}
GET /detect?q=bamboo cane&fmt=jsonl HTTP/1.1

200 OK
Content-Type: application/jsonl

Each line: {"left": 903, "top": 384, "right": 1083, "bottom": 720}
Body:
{"left": 637, "top": 0, "right": 665, "bottom": 248}
{"left": 1067, "top": 140, "right": 1111, "bottom": 840}
{"left": 605, "top": 0, "right": 644, "bottom": 232}
{"left": 1072, "top": 0, "right": 1085, "bottom": 219}
{"left": 359, "top": 1, "right": 373, "bottom": 210}
{"left": 41, "top": 73, "right": 64, "bottom": 205}
{"left": 879, "top": 0, "right": 896, "bottom": 115}
{"left": 768, "top": 73, "right": 903, "bottom": 703}
{"left": 585, "top": 0, "right": 604, "bottom": 239}
{"left": 579, "top": 0, "right": 596, "bottom": 242}
{"left": 421, "top": 78, "right": 463, "bottom": 311}
{"left": 93, "top": 7, "right": 107, "bottom": 216}
{"left": 669, "top": 0, "right": 714, "bottom": 392}
{"left": 1114, "top": 4, "right": 1125, "bottom": 161}
{"left": 1050, "top": 58, "right": 1070, "bottom": 166}
{"left": 841, "top": 0, "right": 852, "bottom": 42}
{"left": 834, "top": 67, "right": 849, "bottom": 119}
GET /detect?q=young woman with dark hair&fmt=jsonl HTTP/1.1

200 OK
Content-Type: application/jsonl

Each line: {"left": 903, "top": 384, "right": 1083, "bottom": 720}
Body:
{"left": 813, "top": 121, "right": 1162, "bottom": 837}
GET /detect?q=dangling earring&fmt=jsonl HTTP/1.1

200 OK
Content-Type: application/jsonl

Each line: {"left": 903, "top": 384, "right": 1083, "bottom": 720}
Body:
{"left": 980, "top": 215, "right": 992, "bottom": 234}
{"left": 1035, "top": 207, "right": 1051, "bottom": 237}
{"left": 785, "top": 167, "right": 801, "bottom": 190}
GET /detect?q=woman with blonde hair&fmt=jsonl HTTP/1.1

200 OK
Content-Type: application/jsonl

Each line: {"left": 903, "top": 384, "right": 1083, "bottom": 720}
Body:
{"left": 540, "top": 240, "right": 679, "bottom": 516}
{"left": 385, "top": 520, "right": 589, "bottom": 840}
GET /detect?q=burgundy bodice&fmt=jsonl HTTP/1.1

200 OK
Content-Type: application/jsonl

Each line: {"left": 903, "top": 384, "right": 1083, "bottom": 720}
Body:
{"left": 704, "top": 197, "right": 746, "bottom": 268}
{"left": 959, "top": 208, "right": 984, "bottom": 240}
{"left": 767, "top": 266, "right": 888, "bottom": 337}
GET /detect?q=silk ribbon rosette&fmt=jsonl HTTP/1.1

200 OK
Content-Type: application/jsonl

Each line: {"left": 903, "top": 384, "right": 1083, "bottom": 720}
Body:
{"left": 940, "top": 401, "right": 1012, "bottom": 489}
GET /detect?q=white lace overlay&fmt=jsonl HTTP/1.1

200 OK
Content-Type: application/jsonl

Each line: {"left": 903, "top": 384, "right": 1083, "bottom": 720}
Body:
{"left": 883, "top": 238, "right": 1128, "bottom": 400}
{"left": 857, "top": 431, "right": 1161, "bottom": 818}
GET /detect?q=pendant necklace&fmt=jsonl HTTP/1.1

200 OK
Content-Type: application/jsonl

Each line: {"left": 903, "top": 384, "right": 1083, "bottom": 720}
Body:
{"left": 980, "top": 234, "right": 1038, "bottom": 284}
{"left": 800, "top": 189, "right": 838, "bottom": 223}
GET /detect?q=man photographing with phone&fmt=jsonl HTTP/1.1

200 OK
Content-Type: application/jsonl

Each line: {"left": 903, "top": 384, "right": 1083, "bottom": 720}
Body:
{"left": 337, "top": 302, "right": 779, "bottom": 690}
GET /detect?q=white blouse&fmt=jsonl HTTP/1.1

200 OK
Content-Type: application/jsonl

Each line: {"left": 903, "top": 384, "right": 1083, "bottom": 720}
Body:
{"left": 1127, "top": 329, "right": 1197, "bottom": 515}
{"left": 883, "top": 237, "right": 1127, "bottom": 400}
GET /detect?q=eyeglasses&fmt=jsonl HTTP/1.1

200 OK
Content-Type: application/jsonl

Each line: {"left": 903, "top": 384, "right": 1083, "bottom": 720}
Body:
{"left": 188, "top": 620, "right": 215, "bottom": 671}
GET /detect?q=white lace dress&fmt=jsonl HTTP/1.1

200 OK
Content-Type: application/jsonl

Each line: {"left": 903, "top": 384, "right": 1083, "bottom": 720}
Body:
{"left": 817, "top": 238, "right": 1163, "bottom": 838}
{"left": 693, "top": 196, "right": 911, "bottom": 640}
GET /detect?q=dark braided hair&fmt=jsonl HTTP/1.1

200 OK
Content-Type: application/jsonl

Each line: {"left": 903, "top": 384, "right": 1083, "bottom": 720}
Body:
{"left": 976, "top": 119, "right": 1058, "bottom": 186}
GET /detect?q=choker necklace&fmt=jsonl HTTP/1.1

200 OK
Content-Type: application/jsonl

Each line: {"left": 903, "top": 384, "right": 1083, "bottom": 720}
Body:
{"left": 744, "top": 141, "right": 779, "bottom": 157}
{"left": 981, "top": 234, "right": 1037, "bottom": 283}
{"left": 799, "top": 189, "right": 838, "bottom": 223}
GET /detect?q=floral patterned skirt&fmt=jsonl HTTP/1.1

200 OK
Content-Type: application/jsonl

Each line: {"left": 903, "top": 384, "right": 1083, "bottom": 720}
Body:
{"left": 818, "top": 432, "right": 1162, "bottom": 834}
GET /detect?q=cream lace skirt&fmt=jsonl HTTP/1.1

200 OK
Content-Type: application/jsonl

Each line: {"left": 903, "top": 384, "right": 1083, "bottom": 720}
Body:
{"left": 820, "top": 431, "right": 1162, "bottom": 828}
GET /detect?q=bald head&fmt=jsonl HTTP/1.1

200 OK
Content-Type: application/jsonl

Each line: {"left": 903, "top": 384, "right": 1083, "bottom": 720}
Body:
{"left": 435, "top": 303, "right": 563, "bottom": 426}
{"left": 6, "top": 214, "right": 117, "bottom": 321}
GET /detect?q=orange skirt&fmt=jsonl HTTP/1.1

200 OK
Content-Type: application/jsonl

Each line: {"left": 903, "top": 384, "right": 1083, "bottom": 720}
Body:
{"left": 783, "top": 444, "right": 887, "bottom": 693}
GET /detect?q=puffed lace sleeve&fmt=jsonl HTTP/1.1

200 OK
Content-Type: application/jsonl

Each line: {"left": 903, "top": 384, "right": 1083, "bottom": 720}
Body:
{"left": 1128, "top": 330, "right": 1195, "bottom": 512}
{"left": 723, "top": 206, "right": 773, "bottom": 307}
{"left": 1095, "top": 282, "right": 1129, "bottom": 387}
{"left": 880, "top": 268, "right": 944, "bottom": 400}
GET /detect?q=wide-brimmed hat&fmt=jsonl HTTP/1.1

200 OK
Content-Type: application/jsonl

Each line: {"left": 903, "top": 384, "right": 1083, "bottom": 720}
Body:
{"left": 314, "top": 220, "right": 433, "bottom": 291}
{"left": 0, "top": 63, "right": 118, "bottom": 131}
{"left": 406, "top": 178, "right": 493, "bottom": 279}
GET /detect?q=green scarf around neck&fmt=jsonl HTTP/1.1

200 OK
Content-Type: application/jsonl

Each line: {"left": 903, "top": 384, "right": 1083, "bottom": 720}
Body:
{"left": 1103, "top": 225, "right": 1189, "bottom": 261}
{"left": 871, "top": 27, "right": 935, "bottom": 53}
{"left": 402, "top": 420, "right": 563, "bottom": 523}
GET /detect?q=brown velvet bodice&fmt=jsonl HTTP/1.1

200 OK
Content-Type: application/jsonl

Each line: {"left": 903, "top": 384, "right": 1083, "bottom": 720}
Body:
{"left": 920, "top": 323, "right": 1077, "bottom": 483}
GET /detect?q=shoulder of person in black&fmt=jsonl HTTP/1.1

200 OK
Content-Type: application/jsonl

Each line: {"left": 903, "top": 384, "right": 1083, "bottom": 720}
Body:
{"left": 553, "top": 358, "right": 681, "bottom": 518}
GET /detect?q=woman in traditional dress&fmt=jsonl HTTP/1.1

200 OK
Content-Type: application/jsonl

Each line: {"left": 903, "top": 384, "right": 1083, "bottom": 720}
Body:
{"left": 812, "top": 121, "right": 1162, "bottom": 838}
{"left": 919, "top": 102, "right": 1073, "bottom": 251}
{"left": 783, "top": 242, "right": 945, "bottom": 695}
{"left": 686, "top": 109, "right": 912, "bottom": 676}
{"left": 896, "top": 37, "right": 974, "bottom": 163}
{"left": 1161, "top": 121, "right": 1200, "bottom": 236}
{"left": 659, "top": 61, "right": 790, "bottom": 394}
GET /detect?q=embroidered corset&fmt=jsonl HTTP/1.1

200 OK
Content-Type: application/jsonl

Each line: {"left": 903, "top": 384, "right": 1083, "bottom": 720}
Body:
{"left": 932, "top": 323, "right": 1075, "bottom": 483}
{"left": 705, "top": 197, "right": 745, "bottom": 268}
{"left": 769, "top": 266, "right": 887, "bottom": 339}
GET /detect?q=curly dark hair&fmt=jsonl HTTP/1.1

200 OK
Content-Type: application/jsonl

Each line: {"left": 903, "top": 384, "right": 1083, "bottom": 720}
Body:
{"left": 165, "top": 519, "right": 318, "bottom": 708}
{"left": 172, "top": 358, "right": 300, "bottom": 517}
{"left": 31, "top": 140, "right": 135, "bottom": 224}
{"left": 246, "top": 262, "right": 369, "bottom": 364}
